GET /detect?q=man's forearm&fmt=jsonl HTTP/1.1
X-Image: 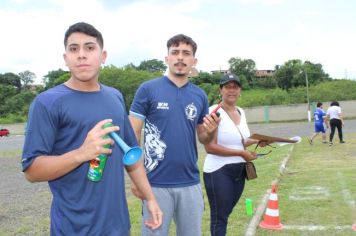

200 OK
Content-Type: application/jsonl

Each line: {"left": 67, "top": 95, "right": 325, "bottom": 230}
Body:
{"left": 126, "top": 161, "right": 155, "bottom": 200}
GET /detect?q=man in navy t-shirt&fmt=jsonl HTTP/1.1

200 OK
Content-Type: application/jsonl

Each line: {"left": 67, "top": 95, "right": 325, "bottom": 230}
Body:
{"left": 22, "top": 22, "right": 162, "bottom": 235}
{"left": 129, "top": 34, "right": 219, "bottom": 235}
{"left": 308, "top": 102, "right": 327, "bottom": 144}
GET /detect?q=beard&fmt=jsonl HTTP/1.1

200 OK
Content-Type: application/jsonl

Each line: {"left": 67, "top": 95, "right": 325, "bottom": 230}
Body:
{"left": 174, "top": 71, "right": 187, "bottom": 77}
{"left": 173, "top": 62, "right": 188, "bottom": 77}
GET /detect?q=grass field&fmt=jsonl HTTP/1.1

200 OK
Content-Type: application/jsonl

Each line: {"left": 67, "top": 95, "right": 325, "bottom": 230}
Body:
{"left": 1, "top": 132, "right": 355, "bottom": 235}
{"left": 128, "top": 133, "right": 356, "bottom": 235}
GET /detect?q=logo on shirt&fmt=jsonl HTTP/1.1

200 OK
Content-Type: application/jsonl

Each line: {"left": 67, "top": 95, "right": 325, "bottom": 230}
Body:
{"left": 157, "top": 102, "right": 169, "bottom": 110}
{"left": 144, "top": 120, "right": 167, "bottom": 173}
{"left": 185, "top": 103, "right": 197, "bottom": 121}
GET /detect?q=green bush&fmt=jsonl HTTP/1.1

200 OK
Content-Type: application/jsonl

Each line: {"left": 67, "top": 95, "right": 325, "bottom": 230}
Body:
{"left": 0, "top": 113, "right": 27, "bottom": 124}
{"left": 210, "top": 79, "right": 356, "bottom": 107}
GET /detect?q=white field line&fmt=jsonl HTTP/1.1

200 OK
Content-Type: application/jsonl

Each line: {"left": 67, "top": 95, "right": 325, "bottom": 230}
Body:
{"left": 289, "top": 186, "right": 330, "bottom": 201}
{"left": 337, "top": 171, "right": 356, "bottom": 208}
{"left": 244, "top": 145, "right": 294, "bottom": 236}
{"left": 245, "top": 146, "right": 356, "bottom": 235}
{"left": 282, "top": 224, "right": 352, "bottom": 231}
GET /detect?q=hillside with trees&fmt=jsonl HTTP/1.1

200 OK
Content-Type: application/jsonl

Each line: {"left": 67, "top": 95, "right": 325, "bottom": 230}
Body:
{"left": 1, "top": 58, "right": 356, "bottom": 124}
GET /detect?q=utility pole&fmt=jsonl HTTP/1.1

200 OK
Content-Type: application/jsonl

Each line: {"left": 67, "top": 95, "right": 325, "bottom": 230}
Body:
{"left": 345, "top": 69, "right": 348, "bottom": 79}
{"left": 305, "top": 71, "right": 311, "bottom": 122}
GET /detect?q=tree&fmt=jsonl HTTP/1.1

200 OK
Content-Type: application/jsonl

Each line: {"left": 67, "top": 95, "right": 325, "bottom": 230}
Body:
{"left": 54, "top": 73, "right": 71, "bottom": 86}
{"left": 253, "top": 76, "right": 278, "bottom": 89}
{"left": 0, "top": 73, "right": 22, "bottom": 92}
{"left": 43, "top": 69, "right": 68, "bottom": 89}
{"left": 1, "top": 91, "right": 36, "bottom": 116}
{"left": 99, "top": 65, "right": 159, "bottom": 110}
{"left": 228, "top": 57, "right": 256, "bottom": 87}
{"left": 0, "top": 84, "right": 17, "bottom": 115}
{"left": 303, "top": 61, "right": 331, "bottom": 85}
{"left": 274, "top": 59, "right": 303, "bottom": 90}
{"left": 199, "top": 83, "right": 220, "bottom": 105}
{"left": 123, "top": 63, "right": 137, "bottom": 70}
{"left": 19, "top": 70, "right": 36, "bottom": 89}
{"left": 274, "top": 59, "right": 332, "bottom": 90}
{"left": 137, "top": 59, "right": 167, "bottom": 73}
{"left": 190, "top": 72, "right": 219, "bottom": 85}
{"left": 237, "top": 74, "right": 250, "bottom": 90}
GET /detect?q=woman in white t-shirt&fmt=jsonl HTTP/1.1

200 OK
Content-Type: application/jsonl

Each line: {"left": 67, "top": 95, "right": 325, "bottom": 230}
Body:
{"left": 203, "top": 73, "right": 261, "bottom": 236}
{"left": 326, "top": 101, "right": 345, "bottom": 145}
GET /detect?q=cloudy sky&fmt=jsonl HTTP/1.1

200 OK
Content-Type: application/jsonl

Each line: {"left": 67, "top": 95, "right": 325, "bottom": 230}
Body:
{"left": 1, "top": 0, "right": 355, "bottom": 84}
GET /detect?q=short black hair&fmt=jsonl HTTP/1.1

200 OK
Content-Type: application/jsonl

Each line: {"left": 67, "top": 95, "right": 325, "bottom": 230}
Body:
{"left": 64, "top": 22, "right": 104, "bottom": 48}
{"left": 330, "top": 101, "right": 339, "bottom": 107}
{"left": 317, "top": 102, "right": 323, "bottom": 107}
{"left": 167, "top": 34, "right": 197, "bottom": 56}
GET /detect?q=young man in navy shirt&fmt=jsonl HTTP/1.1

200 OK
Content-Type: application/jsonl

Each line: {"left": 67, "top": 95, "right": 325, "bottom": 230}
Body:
{"left": 22, "top": 22, "right": 162, "bottom": 235}
{"left": 129, "top": 34, "right": 219, "bottom": 235}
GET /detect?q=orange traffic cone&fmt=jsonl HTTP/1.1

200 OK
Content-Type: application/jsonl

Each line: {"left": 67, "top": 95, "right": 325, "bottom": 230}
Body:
{"left": 352, "top": 223, "right": 356, "bottom": 231}
{"left": 259, "top": 185, "right": 283, "bottom": 230}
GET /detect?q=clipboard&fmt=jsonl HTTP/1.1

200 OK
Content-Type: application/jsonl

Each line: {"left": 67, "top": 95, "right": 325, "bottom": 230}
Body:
{"left": 249, "top": 133, "right": 298, "bottom": 144}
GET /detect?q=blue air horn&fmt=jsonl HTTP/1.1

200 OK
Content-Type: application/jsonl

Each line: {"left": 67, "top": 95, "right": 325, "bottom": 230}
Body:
{"left": 103, "top": 123, "right": 142, "bottom": 166}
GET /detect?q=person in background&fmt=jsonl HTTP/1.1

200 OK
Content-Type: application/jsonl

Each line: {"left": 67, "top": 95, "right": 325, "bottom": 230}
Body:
{"left": 203, "top": 73, "right": 261, "bottom": 236}
{"left": 308, "top": 102, "right": 327, "bottom": 144}
{"left": 129, "top": 34, "right": 219, "bottom": 236}
{"left": 326, "top": 101, "right": 345, "bottom": 146}
{"left": 21, "top": 22, "right": 162, "bottom": 235}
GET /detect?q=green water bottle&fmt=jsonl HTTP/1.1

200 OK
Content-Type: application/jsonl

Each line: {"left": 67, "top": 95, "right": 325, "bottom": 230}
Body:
{"left": 245, "top": 198, "right": 253, "bottom": 216}
{"left": 87, "top": 124, "right": 111, "bottom": 182}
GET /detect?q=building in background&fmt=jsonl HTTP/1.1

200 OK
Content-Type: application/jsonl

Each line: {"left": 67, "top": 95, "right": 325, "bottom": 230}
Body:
{"left": 255, "top": 69, "right": 274, "bottom": 78}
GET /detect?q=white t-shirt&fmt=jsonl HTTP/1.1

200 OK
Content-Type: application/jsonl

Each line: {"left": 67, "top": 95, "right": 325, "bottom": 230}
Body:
{"left": 326, "top": 105, "right": 342, "bottom": 120}
{"left": 203, "top": 105, "right": 250, "bottom": 173}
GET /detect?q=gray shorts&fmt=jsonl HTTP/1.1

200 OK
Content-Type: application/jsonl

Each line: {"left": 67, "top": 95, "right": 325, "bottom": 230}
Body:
{"left": 141, "top": 184, "right": 204, "bottom": 236}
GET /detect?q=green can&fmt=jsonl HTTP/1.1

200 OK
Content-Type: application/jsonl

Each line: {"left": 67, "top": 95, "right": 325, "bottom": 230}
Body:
{"left": 87, "top": 128, "right": 111, "bottom": 182}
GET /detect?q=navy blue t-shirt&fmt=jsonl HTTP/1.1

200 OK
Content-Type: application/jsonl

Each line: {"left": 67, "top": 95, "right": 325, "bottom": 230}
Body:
{"left": 130, "top": 76, "right": 209, "bottom": 187}
{"left": 22, "top": 84, "right": 136, "bottom": 236}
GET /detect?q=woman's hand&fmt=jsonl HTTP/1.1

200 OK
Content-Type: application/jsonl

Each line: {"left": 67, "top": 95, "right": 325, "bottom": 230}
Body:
{"left": 256, "top": 140, "right": 274, "bottom": 147}
{"left": 242, "top": 150, "right": 257, "bottom": 161}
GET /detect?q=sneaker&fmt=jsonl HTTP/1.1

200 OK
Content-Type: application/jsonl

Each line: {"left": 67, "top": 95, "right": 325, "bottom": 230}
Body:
{"left": 340, "top": 141, "right": 345, "bottom": 144}
{"left": 308, "top": 138, "right": 313, "bottom": 145}
{"left": 322, "top": 141, "right": 327, "bottom": 144}
{"left": 329, "top": 142, "right": 333, "bottom": 146}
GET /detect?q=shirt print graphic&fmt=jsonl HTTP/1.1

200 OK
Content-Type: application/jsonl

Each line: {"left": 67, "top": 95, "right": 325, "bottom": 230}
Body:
{"left": 185, "top": 103, "right": 197, "bottom": 121}
{"left": 144, "top": 120, "right": 167, "bottom": 173}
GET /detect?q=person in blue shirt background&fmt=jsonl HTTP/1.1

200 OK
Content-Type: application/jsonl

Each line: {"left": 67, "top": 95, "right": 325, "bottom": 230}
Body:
{"left": 129, "top": 34, "right": 219, "bottom": 235}
{"left": 22, "top": 22, "right": 162, "bottom": 235}
{"left": 308, "top": 102, "right": 327, "bottom": 144}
